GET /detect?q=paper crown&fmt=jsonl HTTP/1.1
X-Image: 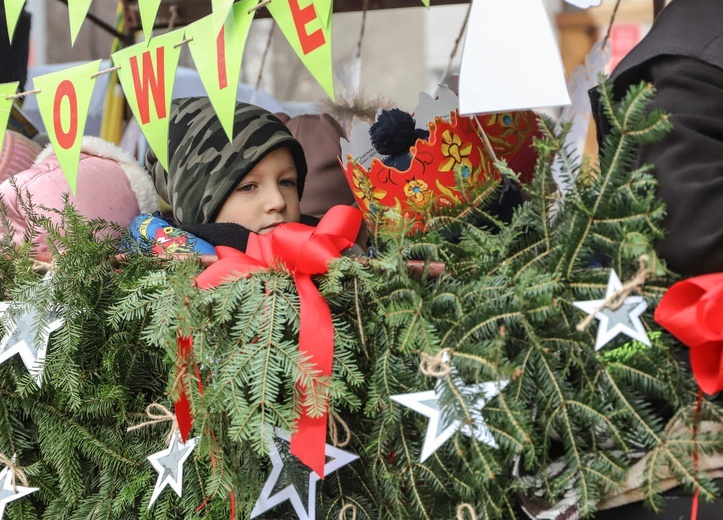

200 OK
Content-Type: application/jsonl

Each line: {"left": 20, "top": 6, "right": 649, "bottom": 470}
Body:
{"left": 340, "top": 87, "right": 541, "bottom": 232}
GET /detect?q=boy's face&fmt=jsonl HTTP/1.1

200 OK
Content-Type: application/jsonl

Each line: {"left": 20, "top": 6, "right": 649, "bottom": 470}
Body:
{"left": 215, "top": 147, "right": 301, "bottom": 233}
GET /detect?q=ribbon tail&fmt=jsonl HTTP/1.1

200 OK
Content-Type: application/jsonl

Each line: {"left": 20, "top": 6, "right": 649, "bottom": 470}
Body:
{"left": 290, "top": 273, "right": 334, "bottom": 478}
{"left": 175, "top": 334, "right": 194, "bottom": 442}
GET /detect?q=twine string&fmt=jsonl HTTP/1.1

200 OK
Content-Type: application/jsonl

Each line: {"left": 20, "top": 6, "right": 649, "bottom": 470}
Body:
{"left": 577, "top": 255, "right": 650, "bottom": 332}
{"left": 249, "top": 0, "right": 272, "bottom": 14}
{"left": 328, "top": 412, "right": 351, "bottom": 448}
{"left": 5, "top": 88, "right": 40, "bottom": 100}
{"left": 31, "top": 259, "right": 55, "bottom": 273}
{"left": 127, "top": 403, "right": 179, "bottom": 444}
{"left": 602, "top": 0, "right": 623, "bottom": 49}
{"left": 419, "top": 349, "right": 452, "bottom": 378}
{"left": 474, "top": 116, "right": 500, "bottom": 164}
{"left": 0, "top": 453, "right": 30, "bottom": 491}
{"left": 457, "top": 503, "right": 477, "bottom": 520}
{"left": 339, "top": 502, "right": 358, "bottom": 520}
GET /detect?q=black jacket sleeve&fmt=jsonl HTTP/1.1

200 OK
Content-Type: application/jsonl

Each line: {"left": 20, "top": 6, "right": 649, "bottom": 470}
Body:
{"left": 628, "top": 57, "right": 723, "bottom": 275}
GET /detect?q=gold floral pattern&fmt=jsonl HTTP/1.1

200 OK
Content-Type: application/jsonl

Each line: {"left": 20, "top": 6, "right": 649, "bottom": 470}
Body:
{"left": 351, "top": 165, "right": 386, "bottom": 213}
{"left": 439, "top": 130, "right": 473, "bottom": 173}
{"left": 404, "top": 179, "right": 431, "bottom": 206}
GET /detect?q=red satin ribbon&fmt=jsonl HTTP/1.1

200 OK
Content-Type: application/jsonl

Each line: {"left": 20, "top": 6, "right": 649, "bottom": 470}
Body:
{"left": 191, "top": 205, "right": 362, "bottom": 477}
{"left": 655, "top": 273, "right": 723, "bottom": 395}
{"left": 175, "top": 335, "right": 195, "bottom": 442}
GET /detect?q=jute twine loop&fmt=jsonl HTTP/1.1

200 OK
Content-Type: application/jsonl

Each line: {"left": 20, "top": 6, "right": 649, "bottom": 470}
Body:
{"left": 329, "top": 412, "right": 351, "bottom": 448}
{"left": 419, "top": 349, "right": 452, "bottom": 378}
{"left": 577, "top": 255, "right": 650, "bottom": 332}
{"left": 32, "top": 259, "right": 54, "bottom": 273}
{"left": 339, "top": 502, "right": 358, "bottom": 520}
{"left": 0, "top": 453, "right": 30, "bottom": 491}
{"left": 127, "top": 403, "right": 179, "bottom": 444}
{"left": 457, "top": 503, "right": 477, "bottom": 520}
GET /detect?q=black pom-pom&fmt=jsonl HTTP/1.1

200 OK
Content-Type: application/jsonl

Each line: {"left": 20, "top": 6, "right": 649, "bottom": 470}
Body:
{"left": 370, "top": 109, "right": 418, "bottom": 156}
{"left": 369, "top": 109, "right": 429, "bottom": 171}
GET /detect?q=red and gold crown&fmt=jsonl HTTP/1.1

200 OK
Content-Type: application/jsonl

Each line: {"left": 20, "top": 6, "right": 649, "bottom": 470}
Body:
{"left": 342, "top": 108, "right": 540, "bottom": 232}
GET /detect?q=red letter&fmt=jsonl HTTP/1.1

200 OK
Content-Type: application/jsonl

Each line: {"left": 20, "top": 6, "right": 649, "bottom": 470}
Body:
{"left": 53, "top": 80, "right": 78, "bottom": 150}
{"left": 216, "top": 26, "right": 228, "bottom": 90}
{"left": 129, "top": 47, "right": 166, "bottom": 125}
{"left": 289, "top": 0, "right": 325, "bottom": 55}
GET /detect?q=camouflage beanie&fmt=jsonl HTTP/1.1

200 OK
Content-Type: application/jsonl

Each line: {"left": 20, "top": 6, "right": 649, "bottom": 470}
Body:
{"left": 146, "top": 97, "right": 307, "bottom": 225}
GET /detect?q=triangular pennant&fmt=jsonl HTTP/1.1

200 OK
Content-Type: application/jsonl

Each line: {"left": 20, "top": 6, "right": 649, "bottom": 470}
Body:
{"left": 458, "top": 0, "right": 570, "bottom": 115}
{"left": 0, "top": 82, "right": 19, "bottom": 154}
{"left": 186, "top": 0, "right": 254, "bottom": 141}
{"left": 211, "top": 0, "right": 234, "bottom": 34}
{"left": 314, "top": 0, "right": 333, "bottom": 29}
{"left": 4, "top": 0, "right": 26, "bottom": 42}
{"left": 420, "top": 0, "right": 430, "bottom": 7}
{"left": 67, "top": 0, "right": 92, "bottom": 46}
{"left": 268, "top": 0, "right": 334, "bottom": 100}
{"left": 33, "top": 61, "right": 101, "bottom": 195}
{"left": 112, "top": 29, "right": 183, "bottom": 171}
{"left": 138, "top": 0, "right": 163, "bottom": 43}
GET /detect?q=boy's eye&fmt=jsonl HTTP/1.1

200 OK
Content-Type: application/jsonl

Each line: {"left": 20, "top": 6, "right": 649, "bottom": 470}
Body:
{"left": 237, "top": 183, "right": 256, "bottom": 192}
{"left": 280, "top": 179, "right": 297, "bottom": 188}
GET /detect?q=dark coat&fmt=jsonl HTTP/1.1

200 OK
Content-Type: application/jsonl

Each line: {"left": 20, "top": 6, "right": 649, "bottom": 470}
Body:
{"left": 590, "top": 0, "right": 723, "bottom": 276}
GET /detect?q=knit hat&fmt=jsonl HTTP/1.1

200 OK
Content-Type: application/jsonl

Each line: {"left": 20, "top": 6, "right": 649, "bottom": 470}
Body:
{"left": 147, "top": 97, "right": 307, "bottom": 226}
{"left": 0, "top": 130, "right": 42, "bottom": 182}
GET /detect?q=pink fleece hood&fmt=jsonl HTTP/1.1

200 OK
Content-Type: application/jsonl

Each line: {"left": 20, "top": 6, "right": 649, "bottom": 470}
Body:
{"left": 0, "top": 136, "right": 159, "bottom": 253}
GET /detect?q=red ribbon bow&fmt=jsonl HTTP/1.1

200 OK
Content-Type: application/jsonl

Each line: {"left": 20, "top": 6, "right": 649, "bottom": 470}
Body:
{"left": 655, "top": 273, "right": 723, "bottom": 395}
{"left": 177, "top": 206, "right": 362, "bottom": 478}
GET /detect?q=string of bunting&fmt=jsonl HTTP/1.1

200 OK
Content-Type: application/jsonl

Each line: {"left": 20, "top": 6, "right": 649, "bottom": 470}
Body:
{"left": 0, "top": 0, "right": 336, "bottom": 196}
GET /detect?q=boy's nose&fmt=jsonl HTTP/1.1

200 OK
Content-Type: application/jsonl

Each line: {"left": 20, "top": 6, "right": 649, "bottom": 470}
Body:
{"left": 264, "top": 187, "right": 288, "bottom": 213}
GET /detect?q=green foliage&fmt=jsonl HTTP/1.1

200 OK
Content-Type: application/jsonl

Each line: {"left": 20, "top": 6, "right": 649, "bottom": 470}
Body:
{"left": 0, "top": 80, "right": 717, "bottom": 520}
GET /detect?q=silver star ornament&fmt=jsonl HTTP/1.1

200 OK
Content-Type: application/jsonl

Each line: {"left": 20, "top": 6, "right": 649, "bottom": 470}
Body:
{"left": 147, "top": 435, "right": 199, "bottom": 508}
{"left": 251, "top": 427, "right": 358, "bottom": 520}
{"left": 0, "top": 303, "right": 64, "bottom": 388}
{"left": 391, "top": 378, "right": 509, "bottom": 462}
{"left": 0, "top": 464, "right": 38, "bottom": 518}
{"left": 573, "top": 269, "right": 650, "bottom": 351}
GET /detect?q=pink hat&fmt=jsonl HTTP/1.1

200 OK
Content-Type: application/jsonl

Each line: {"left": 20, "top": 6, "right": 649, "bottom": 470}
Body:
{"left": 0, "top": 136, "right": 159, "bottom": 254}
{"left": 0, "top": 130, "right": 42, "bottom": 182}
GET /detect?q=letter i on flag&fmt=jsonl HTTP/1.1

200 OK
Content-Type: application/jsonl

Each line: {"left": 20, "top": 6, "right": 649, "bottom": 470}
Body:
{"left": 0, "top": 82, "right": 19, "bottom": 153}
{"left": 112, "top": 29, "right": 183, "bottom": 171}
{"left": 34, "top": 61, "right": 101, "bottom": 195}
{"left": 67, "top": 0, "right": 92, "bottom": 45}
{"left": 4, "top": 0, "right": 26, "bottom": 42}
{"left": 268, "top": 0, "right": 335, "bottom": 100}
{"left": 186, "top": 0, "right": 254, "bottom": 141}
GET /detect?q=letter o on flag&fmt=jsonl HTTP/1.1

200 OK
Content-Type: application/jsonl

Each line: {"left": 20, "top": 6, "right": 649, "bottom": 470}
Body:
{"left": 53, "top": 80, "right": 78, "bottom": 150}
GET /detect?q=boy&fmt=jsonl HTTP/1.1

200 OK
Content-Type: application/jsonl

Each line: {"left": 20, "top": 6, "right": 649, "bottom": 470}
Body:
{"left": 143, "top": 97, "right": 313, "bottom": 252}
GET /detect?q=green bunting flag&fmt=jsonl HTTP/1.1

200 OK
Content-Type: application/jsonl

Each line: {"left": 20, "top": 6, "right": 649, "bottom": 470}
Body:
{"left": 0, "top": 82, "right": 19, "bottom": 154}
{"left": 211, "top": 0, "right": 234, "bottom": 34}
{"left": 67, "top": 0, "right": 92, "bottom": 45}
{"left": 186, "top": 0, "right": 254, "bottom": 141}
{"left": 138, "top": 0, "right": 163, "bottom": 43}
{"left": 268, "top": 0, "right": 334, "bottom": 100}
{"left": 33, "top": 61, "right": 101, "bottom": 195}
{"left": 315, "top": 0, "right": 333, "bottom": 29}
{"left": 112, "top": 29, "right": 183, "bottom": 172}
{"left": 4, "top": 0, "right": 26, "bottom": 42}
